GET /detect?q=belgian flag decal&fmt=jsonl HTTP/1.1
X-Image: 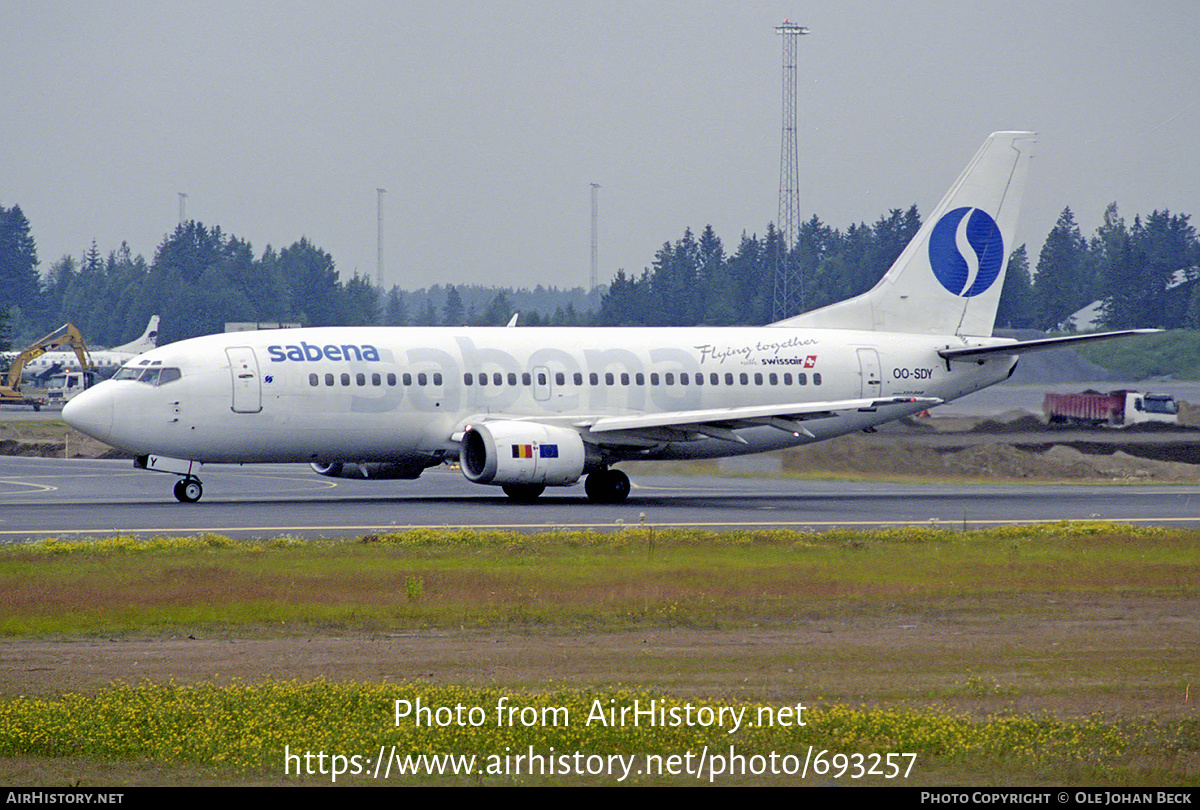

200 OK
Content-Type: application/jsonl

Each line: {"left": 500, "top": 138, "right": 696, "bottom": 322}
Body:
{"left": 511, "top": 444, "right": 559, "bottom": 459}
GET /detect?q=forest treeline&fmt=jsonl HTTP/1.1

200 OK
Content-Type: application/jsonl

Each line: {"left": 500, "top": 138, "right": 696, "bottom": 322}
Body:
{"left": 0, "top": 200, "right": 1197, "bottom": 349}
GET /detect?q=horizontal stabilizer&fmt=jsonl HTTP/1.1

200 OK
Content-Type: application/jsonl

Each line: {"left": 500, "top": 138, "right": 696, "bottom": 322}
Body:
{"left": 938, "top": 329, "right": 1161, "bottom": 361}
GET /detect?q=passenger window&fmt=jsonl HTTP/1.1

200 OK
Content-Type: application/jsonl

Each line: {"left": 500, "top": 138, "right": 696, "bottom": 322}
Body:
{"left": 739, "top": 373, "right": 748, "bottom": 385}
{"left": 493, "top": 372, "right": 502, "bottom": 386}
{"left": 522, "top": 372, "right": 531, "bottom": 386}
{"left": 679, "top": 373, "right": 687, "bottom": 386}
{"left": 589, "top": 373, "right": 599, "bottom": 386}
{"left": 418, "top": 372, "right": 428, "bottom": 386}
{"left": 769, "top": 373, "right": 778, "bottom": 385}
{"left": 325, "top": 373, "right": 335, "bottom": 386}
{"left": 605, "top": 372, "right": 614, "bottom": 385}
{"left": 620, "top": 373, "right": 629, "bottom": 385}
{"left": 650, "top": 373, "right": 660, "bottom": 385}
{"left": 814, "top": 373, "right": 822, "bottom": 386}
{"left": 725, "top": 373, "right": 734, "bottom": 385}
{"left": 783, "top": 373, "right": 793, "bottom": 385}
{"left": 508, "top": 373, "right": 518, "bottom": 386}
{"left": 371, "top": 373, "right": 381, "bottom": 386}
{"left": 573, "top": 372, "right": 583, "bottom": 385}
{"left": 433, "top": 372, "right": 443, "bottom": 386}
{"left": 402, "top": 373, "right": 412, "bottom": 386}
{"left": 341, "top": 373, "right": 351, "bottom": 386}
{"left": 754, "top": 373, "right": 763, "bottom": 385}
{"left": 555, "top": 372, "right": 565, "bottom": 386}
{"left": 387, "top": 373, "right": 397, "bottom": 386}
{"left": 356, "top": 373, "right": 366, "bottom": 386}
{"left": 309, "top": 373, "right": 319, "bottom": 387}
{"left": 797, "top": 373, "right": 807, "bottom": 385}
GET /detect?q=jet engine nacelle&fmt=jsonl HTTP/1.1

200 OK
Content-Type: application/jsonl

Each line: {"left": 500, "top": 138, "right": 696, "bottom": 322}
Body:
{"left": 309, "top": 461, "right": 428, "bottom": 480}
{"left": 459, "top": 421, "right": 587, "bottom": 486}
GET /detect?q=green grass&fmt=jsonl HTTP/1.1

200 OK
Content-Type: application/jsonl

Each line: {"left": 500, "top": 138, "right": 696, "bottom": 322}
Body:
{"left": 1, "top": 524, "right": 1195, "bottom": 786}
{"left": 1073, "top": 329, "right": 1200, "bottom": 380}
{"left": 1, "top": 681, "right": 1194, "bottom": 785}
{"left": 0, "top": 524, "right": 1194, "bottom": 637}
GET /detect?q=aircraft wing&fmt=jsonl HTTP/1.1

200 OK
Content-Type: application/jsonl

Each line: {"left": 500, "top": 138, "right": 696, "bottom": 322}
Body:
{"left": 575, "top": 396, "right": 941, "bottom": 444}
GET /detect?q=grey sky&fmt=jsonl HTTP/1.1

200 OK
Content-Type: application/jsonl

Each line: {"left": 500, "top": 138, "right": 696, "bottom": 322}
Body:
{"left": 4, "top": 1, "right": 1197, "bottom": 294}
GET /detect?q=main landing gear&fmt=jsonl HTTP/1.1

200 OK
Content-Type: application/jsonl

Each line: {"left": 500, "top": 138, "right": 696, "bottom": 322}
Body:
{"left": 502, "top": 483, "right": 545, "bottom": 503}
{"left": 173, "top": 476, "right": 203, "bottom": 503}
{"left": 584, "top": 469, "right": 630, "bottom": 504}
{"left": 499, "top": 469, "right": 631, "bottom": 504}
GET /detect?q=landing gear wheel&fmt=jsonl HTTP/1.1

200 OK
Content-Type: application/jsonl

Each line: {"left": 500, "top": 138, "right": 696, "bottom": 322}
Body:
{"left": 502, "top": 483, "right": 545, "bottom": 503}
{"left": 174, "top": 477, "right": 203, "bottom": 503}
{"left": 585, "top": 469, "right": 630, "bottom": 504}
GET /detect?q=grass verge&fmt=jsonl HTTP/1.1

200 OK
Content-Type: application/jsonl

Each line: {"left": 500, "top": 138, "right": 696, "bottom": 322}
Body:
{"left": 0, "top": 524, "right": 1195, "bottom": 785}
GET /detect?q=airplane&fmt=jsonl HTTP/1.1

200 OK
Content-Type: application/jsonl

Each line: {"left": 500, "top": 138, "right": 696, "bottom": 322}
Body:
{"left": 63, "top": 132, "right": 1154, "bottom": 504}
{"left": 21, "top": 315, "right": 160, "bottom": 380}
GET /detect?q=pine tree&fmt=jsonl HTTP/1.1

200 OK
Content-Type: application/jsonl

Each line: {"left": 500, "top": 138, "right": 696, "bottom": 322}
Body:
{"left": 1033, "top": 208, "right": 1090, "bottom": 330}
{"left": 442, "top": 285, "right": 464, "bottom": 326}
{"left": 0, "top": 205, "right": 40, "bottom": 332}
{"left": 995, "top": 245, "right": 1034, "bottom": 329}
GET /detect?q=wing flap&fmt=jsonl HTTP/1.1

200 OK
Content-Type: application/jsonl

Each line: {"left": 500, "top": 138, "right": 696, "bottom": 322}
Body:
{"left": 584, "top": 396, "right": 941, "bottom": 435}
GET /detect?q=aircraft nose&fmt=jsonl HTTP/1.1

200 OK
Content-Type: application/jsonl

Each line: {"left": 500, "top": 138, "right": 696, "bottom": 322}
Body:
{"left": 62, "top": 385, "right": 114, "bottom": 443}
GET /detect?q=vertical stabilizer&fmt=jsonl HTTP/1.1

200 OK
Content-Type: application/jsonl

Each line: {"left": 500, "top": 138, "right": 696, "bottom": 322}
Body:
{"left": 111, "top": 315, "right": 161, "bottom": 354}
{"left": 772, "top": 131, "right": 1035, "bottom": 336}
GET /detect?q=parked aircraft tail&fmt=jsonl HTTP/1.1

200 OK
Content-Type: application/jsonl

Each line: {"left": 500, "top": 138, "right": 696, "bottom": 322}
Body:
{"left": 111, "top": 315, "right": 160, "bottom": 354}
{"left": 772, "top": 131, "right": 1036, "bottom": 337}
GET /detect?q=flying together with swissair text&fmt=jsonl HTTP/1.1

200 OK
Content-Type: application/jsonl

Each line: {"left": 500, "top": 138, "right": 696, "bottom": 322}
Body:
{"left": 63, "top": 132, "right": 1153, "bottom": 503}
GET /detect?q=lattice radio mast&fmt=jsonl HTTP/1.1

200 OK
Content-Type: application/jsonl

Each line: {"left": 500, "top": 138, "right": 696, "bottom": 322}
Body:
{"left": 773, "top": 20, "right": 809, "bottom": 320}
{"left": 590, "top": 183, "right": 600, "bottom": 290}
{"left": 376, "top": 188, "right": 386, "bottom": 290}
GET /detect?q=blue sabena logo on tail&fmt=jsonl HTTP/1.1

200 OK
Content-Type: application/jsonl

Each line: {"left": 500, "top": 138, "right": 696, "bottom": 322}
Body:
{"left": 928, "top": 207, "right": 1004, "bottom": 297}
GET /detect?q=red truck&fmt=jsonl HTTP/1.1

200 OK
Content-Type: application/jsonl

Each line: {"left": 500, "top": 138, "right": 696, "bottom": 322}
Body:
{"left": 1043, "top": 390, "right": 1179, "bottom": 427}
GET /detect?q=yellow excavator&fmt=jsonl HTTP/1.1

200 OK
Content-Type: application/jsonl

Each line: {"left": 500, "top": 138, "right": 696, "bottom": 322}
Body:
{"left": 0, "top": 324, "right": 94, "bottom": 411}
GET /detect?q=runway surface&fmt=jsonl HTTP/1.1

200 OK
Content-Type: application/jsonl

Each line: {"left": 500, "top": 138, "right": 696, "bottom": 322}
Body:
{"left": 3, "top": 456, "right": 1200, "bottom": 541}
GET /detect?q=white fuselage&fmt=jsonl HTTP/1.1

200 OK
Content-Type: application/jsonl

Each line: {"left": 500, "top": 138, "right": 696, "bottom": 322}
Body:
{"left": 64, "top": 325, "right": 1015, "bottom": 466}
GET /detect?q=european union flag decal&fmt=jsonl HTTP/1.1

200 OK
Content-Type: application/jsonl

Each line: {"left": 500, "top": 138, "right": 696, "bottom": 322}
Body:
{"left": 539, "top": 444, "right": 559, "bottom": 459}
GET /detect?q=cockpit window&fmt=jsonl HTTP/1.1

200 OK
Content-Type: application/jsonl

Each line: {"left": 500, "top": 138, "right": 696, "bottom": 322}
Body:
{"left": 114, "top": 366, "right": 182, "bottom": 386}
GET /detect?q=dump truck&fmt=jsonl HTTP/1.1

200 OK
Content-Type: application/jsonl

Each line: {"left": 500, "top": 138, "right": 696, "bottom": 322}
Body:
{"left": 42, "top": 370, "right": 98, "bottom": 408}
{"left": 1043, "top": 390, "right": 1179, "bottom": 427}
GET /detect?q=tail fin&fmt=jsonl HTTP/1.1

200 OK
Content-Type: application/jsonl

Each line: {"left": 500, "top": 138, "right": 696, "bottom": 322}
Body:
{"left": 111, "top": 315, "right": 161, "bottom": 354}
{"left": 773, "top": 131, "right": 1036, "bottom": 336}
